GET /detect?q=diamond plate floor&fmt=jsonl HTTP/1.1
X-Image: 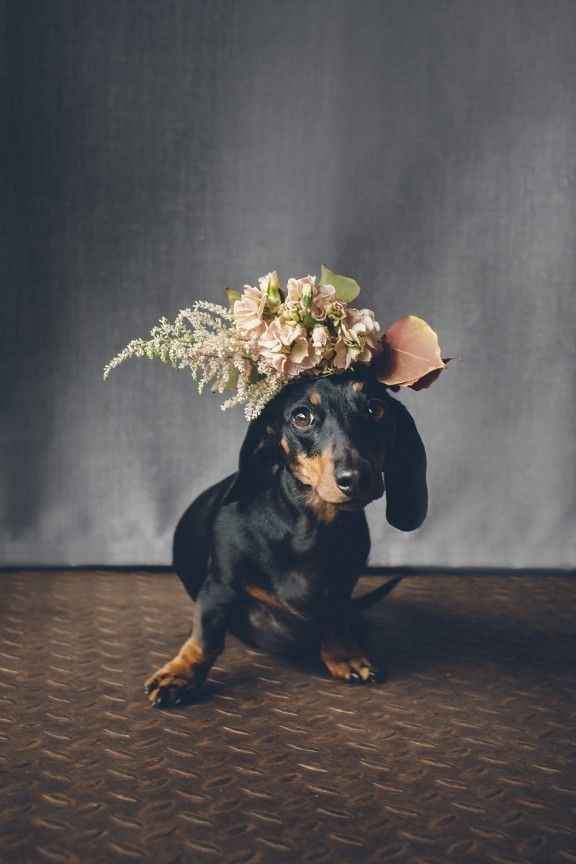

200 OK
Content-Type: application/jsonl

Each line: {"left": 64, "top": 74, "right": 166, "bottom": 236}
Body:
{"left": 1, "top": 571, "right": 575, "bottom": 864}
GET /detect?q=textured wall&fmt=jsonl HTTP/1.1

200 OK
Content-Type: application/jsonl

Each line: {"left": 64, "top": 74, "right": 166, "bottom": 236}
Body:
{"left": 4, "top": 0, "right": 576, "bottom": 567}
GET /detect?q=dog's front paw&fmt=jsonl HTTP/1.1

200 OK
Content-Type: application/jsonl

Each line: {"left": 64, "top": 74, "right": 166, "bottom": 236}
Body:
{"left": 323, "top": 653, "right": 378, "bottom": 685}
{"left": 144, "top": 657, "right": 207, "bottom": 708}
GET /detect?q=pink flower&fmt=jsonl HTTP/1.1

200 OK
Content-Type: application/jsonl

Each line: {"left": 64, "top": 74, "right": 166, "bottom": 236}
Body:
{"left": 258, "top": 320, "right": 318, "bottom": 378}
{"left": 311, "top": 324, "right": 330, "bottom": 350}
{"left": 311, "top": 284, "right": 336, "bottom": 320}
{"left": 284, "top": 277, "right": 336, "bottom": 322}
{"left": 326, "top": 300, "right": 347, "bottom": 322}
{"left": 333, "top": 339, "right": 373, "bottom": 369}
{"left": 258, "top": 319, "right": 302, "bottom": 376}
{"left": 287, "top": 336, "right": 316, "bottom": 376}
{"left": 333, "top": 338, "right": 353, "bottom": 369}
{"left": 285, "top": 275, "right": 316, "bottom": 305}
{"left": 260, "top": 350, "right": 289, "bottom": 376}
{"left": 259, "top": 319, "right": 304, "bottom": 352}
{"left": 233, "top": 285, "right": 267, "bottom": 336}
{"left": 332, "top": 309, "right": 381, "bottom": 369}
{"left": 345, "top": 307, "right": 380, "bottom": 338}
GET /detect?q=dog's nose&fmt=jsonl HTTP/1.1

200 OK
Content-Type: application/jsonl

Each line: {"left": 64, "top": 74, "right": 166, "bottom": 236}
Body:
{"left": 335, "top": 469, "right": 358, "bottom": 496}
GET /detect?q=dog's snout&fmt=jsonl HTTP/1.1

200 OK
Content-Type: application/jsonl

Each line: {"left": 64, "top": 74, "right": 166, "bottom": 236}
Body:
{"left": 335, "top": 468, "right": 359, "bottom": 496}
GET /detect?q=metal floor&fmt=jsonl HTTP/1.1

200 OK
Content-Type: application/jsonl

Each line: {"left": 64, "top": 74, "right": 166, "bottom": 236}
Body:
{"left": 1, "top": 571, "right": 575, "bottom": 864}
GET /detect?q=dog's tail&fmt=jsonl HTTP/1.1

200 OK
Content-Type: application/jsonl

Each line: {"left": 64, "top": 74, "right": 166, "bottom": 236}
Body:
{"left": 352, "top": 576, "right": 403, "bottom": 611}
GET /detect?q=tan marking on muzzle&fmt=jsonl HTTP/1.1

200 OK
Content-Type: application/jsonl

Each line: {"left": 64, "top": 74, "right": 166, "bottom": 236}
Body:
{"left": 280, "top": 435, "right": 290, "bottom": 455}
{"left": 292, "top": 447, "right": 348, "bottom": 507}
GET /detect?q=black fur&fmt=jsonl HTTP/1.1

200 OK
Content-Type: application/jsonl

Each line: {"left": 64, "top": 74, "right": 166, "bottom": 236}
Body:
{"left": 147, "top": 369, "right": 427, "bottom": 707}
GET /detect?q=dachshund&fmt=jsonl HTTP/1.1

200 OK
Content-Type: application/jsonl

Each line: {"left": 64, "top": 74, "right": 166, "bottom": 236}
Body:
{"left": 144, "top": 366, "right": 427, "bottom": 707}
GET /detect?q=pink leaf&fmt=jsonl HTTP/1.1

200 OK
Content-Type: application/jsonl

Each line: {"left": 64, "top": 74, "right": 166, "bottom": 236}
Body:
{"left": 374, "top": 315, "right": 449, "bottom": 389}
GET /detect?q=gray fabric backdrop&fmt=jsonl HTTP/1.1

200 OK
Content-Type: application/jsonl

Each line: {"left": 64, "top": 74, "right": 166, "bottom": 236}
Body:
{"left": 4, "top": 0, "right": 575, "bottom": 567}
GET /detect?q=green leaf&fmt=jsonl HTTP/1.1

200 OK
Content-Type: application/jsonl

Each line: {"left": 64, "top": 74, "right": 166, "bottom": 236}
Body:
{"left": 320, "top": 266, "right": 361, "bottom": 303}
{"left": 226, "top": 288, "right": 241, "bottom": 307}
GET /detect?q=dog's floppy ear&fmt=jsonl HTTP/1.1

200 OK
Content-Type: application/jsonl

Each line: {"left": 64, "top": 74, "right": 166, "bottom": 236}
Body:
{"left": 384, "top": 397, "right": 428, "bottom": 531}
{"left": 222, "top": 406, "right": 280, "bottom": 504}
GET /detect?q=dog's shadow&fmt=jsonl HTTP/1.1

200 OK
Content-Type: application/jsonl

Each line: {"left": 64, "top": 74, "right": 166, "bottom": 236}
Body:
{"left": 369, "top": 596, "right": 575, "bottom": 680}
{"left": 252, "top": 594, "right": 576, "bottom": 686}
{"left": 168, "top": 591, "right": 576, "bottom": 707}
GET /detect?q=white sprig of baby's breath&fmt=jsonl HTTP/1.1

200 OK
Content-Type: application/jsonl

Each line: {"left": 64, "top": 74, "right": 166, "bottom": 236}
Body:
{"left": 103, "top": 300, "right": 286, "bottom": 420}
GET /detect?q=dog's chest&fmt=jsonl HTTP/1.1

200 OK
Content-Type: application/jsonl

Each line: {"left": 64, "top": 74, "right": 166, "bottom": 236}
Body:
{"left": 270, "top": 513, "right": 368, "bottom": 589}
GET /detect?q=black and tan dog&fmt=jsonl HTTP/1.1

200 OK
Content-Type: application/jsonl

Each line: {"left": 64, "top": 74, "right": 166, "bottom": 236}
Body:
{"left": 145, "top": 367, "right": 427, "bottom": 707}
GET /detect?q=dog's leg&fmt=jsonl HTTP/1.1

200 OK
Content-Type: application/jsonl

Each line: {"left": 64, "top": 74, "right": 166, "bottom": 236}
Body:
{"left": 145, "top": 579, "right": 235, "bottom": 707}
{"left": 320, "top": 611, "right": 377, "bottom": 684}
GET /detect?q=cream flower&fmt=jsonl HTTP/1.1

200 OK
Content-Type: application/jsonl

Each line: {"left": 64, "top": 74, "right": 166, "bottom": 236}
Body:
{"left": 345, "top": 307, "right": 380, "bottom": 339}
{"left": 287, "top": 336, "right": 316, "bottom": 376}
{"left": 311, "top": 283, "right": 336, "bottom": 320}
{"left": 233, "top": 285, "right": 267, "bottom": 336}
{"left": 259, "top": 318, "right": 304, "bottom": 352}
{"left": 259, "top": 320, "right": 302, "bottom": 377}
{"left": 285, "top": 275, "right": 317, "bottom": 306}
{"left": 311, "top": 324, "right": 330, "bottom": 350}
{"left": 326, "top": 300, "right": 347, "bottom": 322}
{"left": 260, "top": 349, "right": 289, "bottom": 376}
{"left": 258, "top": 319, "right": 318, "bottom": 379}
{"left": 332, "top": 309, "right": 380, "bottom": 369}
{"left": 333, "top": 338, "right": 352, "bottom": 369}
{"left": 333, "top": 338, "right": 373, "bottom": 369}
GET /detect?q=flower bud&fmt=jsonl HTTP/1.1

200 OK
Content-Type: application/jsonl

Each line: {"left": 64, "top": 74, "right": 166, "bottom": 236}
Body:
{"left": 267, "top": 270, "right": 281, "bottom": 306}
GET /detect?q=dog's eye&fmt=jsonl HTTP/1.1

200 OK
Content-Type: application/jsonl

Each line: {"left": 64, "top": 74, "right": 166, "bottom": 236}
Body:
{"left": 291, "top": 406, "right": 315, "bottom": 430}
{"left": 367, "top": 399, "right": 386, "bottom": 421}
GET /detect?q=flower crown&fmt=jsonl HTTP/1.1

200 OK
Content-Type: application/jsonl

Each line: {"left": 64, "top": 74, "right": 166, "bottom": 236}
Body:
{"left": 103, "top": 266, "right": 448, "bottom": 420}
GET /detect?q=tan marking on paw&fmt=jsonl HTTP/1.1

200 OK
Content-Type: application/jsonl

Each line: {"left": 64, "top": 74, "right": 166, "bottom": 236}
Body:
{"left": 144, "top": 638, "right": 217, "bottom": 706}
{"left": 321, "top": 639, "right": 376, "bottom": 683}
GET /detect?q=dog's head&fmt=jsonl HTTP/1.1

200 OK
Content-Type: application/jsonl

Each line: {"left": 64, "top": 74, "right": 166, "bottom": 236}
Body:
{"left": 225, "top": 369, "right": 427, "bottom": 530}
